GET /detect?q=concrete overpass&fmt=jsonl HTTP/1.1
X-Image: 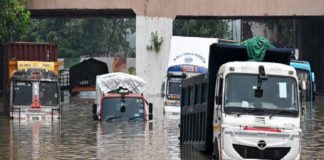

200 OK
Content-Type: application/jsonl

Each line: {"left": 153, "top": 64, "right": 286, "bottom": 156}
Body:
{"left": 27, "top": 0, "right": 324, "bottom": 18}
{"left": 26, "top": 0, "right": 324, "bottom": 96}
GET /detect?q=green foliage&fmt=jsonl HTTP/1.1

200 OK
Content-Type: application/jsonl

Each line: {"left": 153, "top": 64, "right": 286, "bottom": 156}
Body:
{"left": 173, "top": 19, "right": 230, "bottom": 38}
{"left": 19, "top": 18, "right": 135, "bottom": 58}
{"left": 0, "top": 0, "right": 30, "bottom": 45}
{"left": 147, "top": 31, "right": 164, "bottom": 52}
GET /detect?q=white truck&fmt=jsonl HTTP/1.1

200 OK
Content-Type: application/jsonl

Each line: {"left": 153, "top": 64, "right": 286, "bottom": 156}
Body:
{"left": 180, "top": 44, "right": 301, "bottom": 159}
{"left": 92, "top": 72, "right": 153, "bottom": 122}
{"left": 161, "top": 36, "right": 218, "bottom": 114}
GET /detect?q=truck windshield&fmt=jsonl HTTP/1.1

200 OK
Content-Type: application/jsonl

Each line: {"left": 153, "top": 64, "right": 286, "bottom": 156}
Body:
{"left": 13, "top": 81, "right": 33, "bottom": 105}
{"left": 102, "top": 97, "right": 144, "bottom": 121}
{"left": 168, "top": 81, "right": 181, "bottom": 95}
{"left": 39, "top": 82, "right": 59, "bottom": 106}
{"left": 224, "top": 74, "right": 299, "bottom": 117}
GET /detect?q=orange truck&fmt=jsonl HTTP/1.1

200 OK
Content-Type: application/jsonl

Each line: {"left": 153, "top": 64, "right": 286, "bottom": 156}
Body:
{"left": 2, "top": 42, "right": 62, "bottom": 120}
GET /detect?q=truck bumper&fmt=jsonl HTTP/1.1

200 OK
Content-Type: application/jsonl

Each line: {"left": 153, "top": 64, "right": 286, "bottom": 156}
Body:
{"left": 221, "top": 128, "right": 301, "bottom": 160}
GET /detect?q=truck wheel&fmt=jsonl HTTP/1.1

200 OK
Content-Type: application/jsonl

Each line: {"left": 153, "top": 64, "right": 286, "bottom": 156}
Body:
{"left": 213, "top": 138, "right": 220, "bottom": 160}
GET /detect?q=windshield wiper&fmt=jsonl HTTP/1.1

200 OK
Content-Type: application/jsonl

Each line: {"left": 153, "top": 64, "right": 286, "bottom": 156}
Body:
{"left": 237, "top": 108, "right": 265, "bottom": 117}
{"left": 269, "top": 110, "right": 295, "bottom": 119}
{"left": 106, "top": 116, "right": 121, "bottom": 122}
{"left": 128, "top": 115, "right": 143, "bottom": 121}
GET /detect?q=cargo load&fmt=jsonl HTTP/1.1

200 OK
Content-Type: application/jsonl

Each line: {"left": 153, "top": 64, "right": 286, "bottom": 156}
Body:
{"left": 93, "top": 72, "right": 153, "bottom": 122}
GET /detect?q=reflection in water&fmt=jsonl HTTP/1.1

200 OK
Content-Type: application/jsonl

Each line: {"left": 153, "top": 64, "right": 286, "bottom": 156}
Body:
{"left": 0, "top": 96, "right": 324, "bottom": 159}
{"left": 4, "top": 120, "right": 62, "bottom": 159}
{"left": 301, "top": 99, "right": 324, "bottom": 159}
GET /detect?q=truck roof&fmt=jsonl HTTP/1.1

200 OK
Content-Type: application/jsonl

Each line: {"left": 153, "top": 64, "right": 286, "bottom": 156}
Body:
{"left": 219, "top": 61, "right": 297, "bottom": 77}
{"left": 208, "top": 44, "right": 292, "bottom": 76}
{"left": 96, "top": 72, "right": 146, "bottom": 94}
{"left": 290, "top": 60, "right": 311, "bottom": 71}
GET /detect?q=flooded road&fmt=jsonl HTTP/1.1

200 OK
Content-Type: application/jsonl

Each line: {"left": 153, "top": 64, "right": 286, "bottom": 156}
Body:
{"left": 0, "top": 95, "right": 324, "bottom": 159}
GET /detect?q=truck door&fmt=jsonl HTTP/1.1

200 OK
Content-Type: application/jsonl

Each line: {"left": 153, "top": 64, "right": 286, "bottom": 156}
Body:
{"left": 215, "top": 76, "right": 223, "bottom": 123}
{"left": 213, "top": 76, "right": 223, "bottom": 159}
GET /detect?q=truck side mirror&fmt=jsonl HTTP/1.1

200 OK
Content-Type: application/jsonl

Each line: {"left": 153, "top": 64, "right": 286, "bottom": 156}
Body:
{"left": 301, "top": 105, "right": 305, "bottom": 116}
{"left": 298, "top": 84, "right": 302, "bottom": 91}
{"left": 92, "top": 104, "right": 97, "bottom": 115}
{"left": 120, "top": 105, "right": 126, "bottom": 112}
{"left": 216, "top": 96, "right": 222, "bottom": 105}
{"left": 254, "top": 88, "right": 263, "bottom": 97}
{"left": 161, "top": 82, "right": 165, "bottom": 98}
{"left": 61, "top": 91, "right": 64, "bottom": 102}
{"left": 92, "top": 104, "right": 98, "bottom": 120}
{"left": 149, "top": 103, "right": 153, "bottom": 120}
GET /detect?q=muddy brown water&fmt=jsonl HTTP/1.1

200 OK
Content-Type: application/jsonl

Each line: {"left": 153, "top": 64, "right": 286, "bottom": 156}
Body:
{"left": 0, "top": 96, "right": 323, "bottom": 159}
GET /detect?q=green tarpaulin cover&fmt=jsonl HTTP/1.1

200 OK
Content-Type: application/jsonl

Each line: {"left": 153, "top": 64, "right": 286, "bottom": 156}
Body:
{"left": 242, "top": 36, "right": 274, "bottom": 62}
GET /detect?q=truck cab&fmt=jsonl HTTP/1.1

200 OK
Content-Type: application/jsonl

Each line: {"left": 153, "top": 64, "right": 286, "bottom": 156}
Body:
{"left": 93, "top": 72, "right": 153, "bottom": 122}
{"left": 290, "top": 60, "right": 315, "bottom": 103}
{"left": 99, "top": 93, "right": 152, "bottom": 122}
{"left": 213, "top": 62, "right": 301, "bottom": 160}
{"left": 10, "top": 67, "right": 62, "bottom": 120}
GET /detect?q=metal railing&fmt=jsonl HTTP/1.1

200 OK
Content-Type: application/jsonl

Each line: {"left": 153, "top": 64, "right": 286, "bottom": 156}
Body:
{"left": 59, "top": 73, "right": 70, "bottom": 90}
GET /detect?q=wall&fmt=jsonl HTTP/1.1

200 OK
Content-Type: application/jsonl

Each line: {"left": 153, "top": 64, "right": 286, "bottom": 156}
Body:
{"left": 298, "top": 17, "right": 324, "bottom": 93}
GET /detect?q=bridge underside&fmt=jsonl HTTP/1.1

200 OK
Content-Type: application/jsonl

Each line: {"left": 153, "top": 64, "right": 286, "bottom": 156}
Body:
{"left": 24, "top": 0, "right": 324, "bottom": 95}
{"left": 31, "top": 9, "right": 322, "bottom": 19}
{"left": 31, "top": 9, "right": 135, "bottom": 18}
{"left": 27, "top": 0, "right": 324, "bottom": 18}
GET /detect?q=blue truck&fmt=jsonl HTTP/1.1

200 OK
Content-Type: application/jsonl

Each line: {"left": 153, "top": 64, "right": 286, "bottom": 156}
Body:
{"left": 290, "top": 60, "right": 316, "bottom": 103}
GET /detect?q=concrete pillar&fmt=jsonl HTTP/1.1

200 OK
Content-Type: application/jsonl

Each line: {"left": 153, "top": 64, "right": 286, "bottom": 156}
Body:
{"left": 135, "top": 15, "right": 173, "bottom": 101}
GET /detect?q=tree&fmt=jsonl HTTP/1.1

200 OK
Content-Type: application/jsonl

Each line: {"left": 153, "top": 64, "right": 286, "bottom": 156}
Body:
{"left": 173, "top": 19, "right": 230, "bottom": 38}
{"left": 0, "top": 0, "right": 30, "bottom": 45}
{"left": 20, "top": 18, "right": 136, "bottom": 58}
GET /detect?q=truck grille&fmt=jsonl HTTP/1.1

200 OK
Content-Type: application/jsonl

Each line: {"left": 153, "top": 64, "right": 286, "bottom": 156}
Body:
{"left": 233, "top": 144, "right": 290, "bottom": 159}
{"left": 255, "top": 116, "right": 265, "bottom": 125}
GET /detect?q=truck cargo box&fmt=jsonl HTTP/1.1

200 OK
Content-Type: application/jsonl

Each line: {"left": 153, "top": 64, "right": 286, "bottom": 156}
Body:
{"left": 5, "top": 42, "right": 57, "bottom": 61}
{"left": 69, "top": 58, "right": 109, "bottom": 95}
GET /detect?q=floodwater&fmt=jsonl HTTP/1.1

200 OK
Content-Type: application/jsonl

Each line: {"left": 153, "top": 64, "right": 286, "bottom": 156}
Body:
{"left": 0, "top": 95, "right": 323, "bottom": 160}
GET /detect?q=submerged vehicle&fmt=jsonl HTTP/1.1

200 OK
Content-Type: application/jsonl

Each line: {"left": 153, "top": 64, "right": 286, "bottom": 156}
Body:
{"left": 9, "top": 63, "right": 62, "bottom": 120}
{"left": 92, "top": 72, "right": 153, "bottom": 122}
{"left": 161, "top": 36, "right": 218, "bottom": 114}
{"left": 69, "top": 58, "right": 109, "bottom": 96}
{"left": 2, "top": 42, "right": 62, "bottom": 120}
{"left": 290, "top": 60, "right": 315, "bottom": 103}
{"left": 180, "top": 43, "right": 301, "bottom": 159}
